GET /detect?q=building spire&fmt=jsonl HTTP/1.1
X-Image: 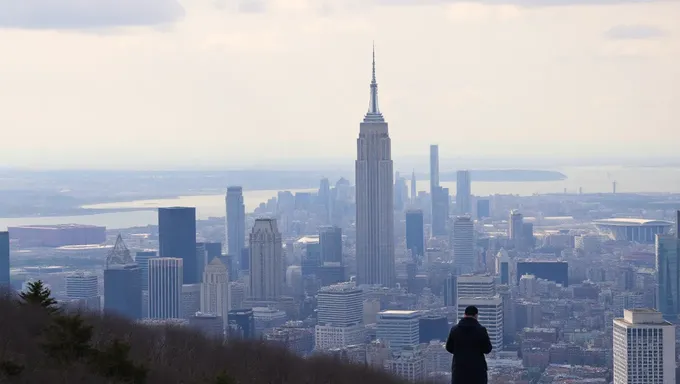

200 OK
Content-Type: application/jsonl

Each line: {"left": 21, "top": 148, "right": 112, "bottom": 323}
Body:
{"left": 364, "top": 42, "right": 384, "bottom": 123}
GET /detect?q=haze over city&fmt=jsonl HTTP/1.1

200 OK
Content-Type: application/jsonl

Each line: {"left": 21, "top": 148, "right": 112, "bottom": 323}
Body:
{"left": 0, "top": 0, "right": 679, "bottom": 169}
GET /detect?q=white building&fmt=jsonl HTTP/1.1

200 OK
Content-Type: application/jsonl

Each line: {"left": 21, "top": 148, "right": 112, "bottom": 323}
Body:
{"left": 452, "top": 216, "right": 475, "bottom": 274}
{"left": 148, "top": 257, "right": 183, "bottom": 319}
{"left": 201, "top": 257, "right": 230, "bottom": 328}
{"left": 355, "top": 48, "right": 395, "bottom": 287}
{"left": 377, "top": 310, "right": 421, "bottom": 351}
{"left": 519, "top": 274, "right": 537, "bottom": 298}
{"left": 315, "top": 283, "right": 365, "bottom": 350}
{"left": 65, "top": 272, "right": 100, "bottom": 312}
{"left": 385, "top": 347, "right": 425, "bottom": 382}
{"left": 457, "top": 274, "right": 496, "bottom": 298}
{"left": 613, "top": 309, "right": 675, "bottom": 384}
{"left": 457, "top": 296, "right": 503, "bottom": 351}
{"left": 249, "top": 219, "right": 284, "bottom": 301}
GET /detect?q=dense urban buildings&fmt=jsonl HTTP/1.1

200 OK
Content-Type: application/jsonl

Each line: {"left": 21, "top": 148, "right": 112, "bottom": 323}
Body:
{"left": 613, "top": 309, "right": 675, "bottom": 384}
{"left": 248, "top": 218, "right": 283, "bottom": 301}
{"left": 354, "top": 49, "right": 395, "bottom": 287}
{"left": 158, "top": 207, "right": 197, "bottom": 284}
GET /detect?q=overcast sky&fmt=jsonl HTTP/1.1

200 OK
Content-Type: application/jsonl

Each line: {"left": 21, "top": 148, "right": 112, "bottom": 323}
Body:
{"left": 0, "top": 0, "right": 678, "bottom": 169}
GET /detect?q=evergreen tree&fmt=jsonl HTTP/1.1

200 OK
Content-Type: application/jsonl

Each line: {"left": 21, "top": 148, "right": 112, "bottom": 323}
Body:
{"left": 42, "top": 313, "right": 93, "bottom": 365}
{"left": 18, "top": 280, "right": 59, "bottom": 313}
{"left": 89, "top": 339, "right": 147, "bottom": 384}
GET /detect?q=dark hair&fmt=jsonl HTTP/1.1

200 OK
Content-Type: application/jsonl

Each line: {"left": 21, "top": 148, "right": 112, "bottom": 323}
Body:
{"left": 464, "top": 306, "right": 478, "bottom": 316}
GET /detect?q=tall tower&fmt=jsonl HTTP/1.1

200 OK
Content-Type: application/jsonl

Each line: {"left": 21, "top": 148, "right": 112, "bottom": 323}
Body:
{"left": 226, "top": 187, "right": 246, "bottom": 265}
{"left": 452, "top": 216, "right": 475, "bottom": 274}
{"left": 429, "top": 145, "right": 439, "bottom": 194}
{"left": 104, "top": 235, "right": 142, "bottom": 319}
{"left": 456, "top": 170, "right": 471, "bottom": 215}
{"left": 410, "top": 170, "right": 417, "bottom": 205}
{"left": 200, "top": 256, "right": 230, "bottom": 328}
{"left": 355, "top": 45, "right": 395, "bottom": 287}
{"left": 158, "top": 207, "right": 197, "bottom": 284}
{"left": 148, "top": 257, "right": 183, "bottom": 319}
{"left": 248, "top": 218, "right": 284, "bottom": 301}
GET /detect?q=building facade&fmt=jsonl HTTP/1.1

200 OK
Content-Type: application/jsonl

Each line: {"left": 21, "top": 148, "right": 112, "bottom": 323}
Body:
{"left": 200, "top": 256, "right": 230, "bottom": 328}
{"left": 405, "top": 210, "right": 425, "bottom": 259}
{"left": 158, "top": 207, "right": 197, "bottom": 284}
{"left": 148, "top": 257, "right": 183, "bottom": 319}
{"left": 452, "top": 216, "right": 475, "bottom": 274}
{"left": 248, "top": 218, "right": 284, "bottom": 301}
{"left": 226, "top": 186, "right": 246, "bottom": 268}
{"left": 456, "top": 170, "right": 471, "bottom": 215}
{"left": 457, "top": 296, "right": 503, "bottom": 351}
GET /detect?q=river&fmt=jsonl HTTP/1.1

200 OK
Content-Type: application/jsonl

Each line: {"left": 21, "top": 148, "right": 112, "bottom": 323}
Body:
{"left": 1, "top": 166, "right": 679, "bottom": 229}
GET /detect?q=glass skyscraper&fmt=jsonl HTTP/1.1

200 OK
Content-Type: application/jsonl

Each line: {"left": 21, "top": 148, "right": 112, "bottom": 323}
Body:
{"left": 158, "top": 207, "right": 197, "bottom": 284}
{"left": 104, "top": 264, "right": 142, "bottom": 319}
{"left": 405, "top": 210, "right": 424, "bottom": 258}
{"left": 656, "top": 233, "right": 680, "bottom": 318}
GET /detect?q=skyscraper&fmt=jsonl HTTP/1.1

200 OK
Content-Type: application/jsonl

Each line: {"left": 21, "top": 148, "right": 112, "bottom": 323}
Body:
{"left": 66, "top": 272, "right": 99, "bottom": 311}
{"left": 315, "top": 283, "right": 365, "bottom": 350}
{"left": 201, "top": 257, "right": 230, "bottom": 328}
{"left": 410, "top": 170, "right": 417, "bottom": 205}
{"left": 355, "top": 46, "right": 395, "bottom": 287}
{"left": 158, "top": 207, "right": 197, "bottom": 284}
{"left": 613, "top": 309, "right": 675, "bottom": 384}
{"left": 456, "top": 170, "right": 471, "bottom": 215}
{"left": 148, "top": 257, "right": 183, "bottom": 319}
{"left": 318, "top": 178, "right": 331, "bottom": 225}
{"left": 452, "top": 216, "right": 475, "bottom": 274}
{"left": 320, "top": 226, "right": 342, "bottom": 264}
{"left": 509, "top": 210, "right": 524, "bottom": 249}
{"left": 226, "top": 186, "right": 246, "bottom": 266}
{"left": 248, "top": 218, "right": 283, "bottom": 301}
{"left": 429, "top": 145, "right": 439, "bottom": 196}
{"left": 0, "top": 231, "right": 9, "bottom": 290}
{"left": 104, "top": 235, "right": 142, "bottom": 319}
{"left": 656, "top": 233, "right": 680, "bottom": 318}
{"left": 135, "top": 250, "right": 157, "bottom": 292}
{"left": 476, "top": 199, "right": 490, "bottom": 219}
{"left": 431, "top": 186, "right": 449, "bottom": 236}
{"left": 405, "top": 210, "right": 425, "bottom": 259}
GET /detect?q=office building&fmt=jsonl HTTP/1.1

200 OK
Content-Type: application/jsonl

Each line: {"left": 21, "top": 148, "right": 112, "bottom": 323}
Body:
{"left": 430, "top": 145, "right": 439, "bottom": 202}
{"left": 200, "top": 256, "right": 230, "bottom": 328}
{"left": 376, "top": 310, "right": 421, "bottom": 351}
{"left": 65, "top": 272, "right": 99, "bottom": 311}
{"left": 516, "top": 261, "right": 568, "bottom": 286}
{"left": 456, "top": 170, "right": 471, "bottom": 215}
{"left": 405, "top": 210, "right": 425, "bottom": 258}
{"left": 452, "top": 216, "right": 475, "bottom": 274}
{"left": 148, "top": 258, "right": 183, "bottom": 319}
{"left": 226, "top": 187, "right": 246, "bottom": 268}
{"left": 182, "top": 283, "right": 201, "bottom": 319}
{"left": 443, "top": 274, "right": 457, "bottom": 307}
{"left": 249, "top": 218, "right": 283, "bottom": 301}
{"left": 228, "top": 309, "right": 255, "bottom": 339}
{"left": 522, "top": 222, "right": 534, "bottom": 249}
{"left": 476, "top": 199, "right": 490, "bottom": 219}
{"left": 320, "top": 226, "right": 342, "bottom": 264}
{"left": 189, "top": 312, "right": 224, "bottom": 339}
{"left": 431, "top": 186, "right": 449, "bottom": 237}
{"left": 457, "top": 274, "right": 496, "bottom": 298}
{"left": 386, "top": 348, "right": 425, "bottom": 383}
{"left": 135, "top": 250, "right": 157, "bottom": 292}
{"left": 315, "top": 283, "right": 365, "bottom": 350}
{"left": 656, "top": 233, "right": 680, "bottom": 318}
{"left": 158, "top": 207, "right": 197, "bottom": 284}
{"left": 0, "top": 231, "right": 9, "bottom": 290}
{"left": 457, "top": 296, "right": 503, "bottom": 351}
{"left": 104, "top": 264, "right": 142, "bottom": 319}
{"left": 496, "top": 249, "right": 511, "bottom": 285}
{"left": 509, "top": 210, "right": 524, "bottom": 249}
{"left": 319, "top": 178, "right": 331, "bottom": 225}
{"left": 419, "top": 315, "right": 449, "bottom": 343}
{"left": 613, "top": 309, "right": 675, "bottom": 384}
{"left": 355, "top": 47, "right": 395, "bottom": 287}
{"left": 410, "top": 170, "right": 417, "bottom": 205}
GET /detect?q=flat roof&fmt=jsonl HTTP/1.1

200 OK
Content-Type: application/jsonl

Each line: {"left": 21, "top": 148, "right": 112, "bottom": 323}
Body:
{"left": 379, "top": 310, "right": 419, "bottom": 315}
{"left": 593, "top": 218, "right": 673, "bottom": 226}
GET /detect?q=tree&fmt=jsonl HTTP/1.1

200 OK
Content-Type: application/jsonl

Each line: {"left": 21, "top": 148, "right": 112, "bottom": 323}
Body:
{"left": 42, "top": 313, "right": 93, "bottom": 365}
{"left": 0, "top": 360, "right": 24, "bottom": 378}
{"left": 18, "top": 280, "right": 59, "bottom": 313}
{"left": 214, "top": 372, "right": 237, "bottom": 384}
{"left": 89, "top": 339, "right": 147, "bottom": 384}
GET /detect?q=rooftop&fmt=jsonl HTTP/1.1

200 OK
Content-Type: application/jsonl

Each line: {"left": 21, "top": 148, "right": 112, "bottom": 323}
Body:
{"left": 593, "top": 218, "right": 673, "bottom": 226}
{"left": 378, "top": 310, "right": 420, "bottom": 316}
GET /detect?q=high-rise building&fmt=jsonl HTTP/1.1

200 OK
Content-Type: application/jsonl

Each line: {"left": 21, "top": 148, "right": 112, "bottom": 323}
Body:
{"left": 355, "top": 47, "right": 395, "bottom": 287}
{"left": 522, "top": 222, "right": 534, "bottom": 249}
{"left": 656, "top": 233, "right": 680, "bottom": 318}
{"left": 228, "top": 308, "right": 255, "bottom": 339}
{"left": 394, "top": 173, "right": 408, "bottom": 212}
{"left": 226, "top": 186, "right": 246, "bottom": 268}
{"left": 65, "top": 272, "right": 99, "bottom": 311}
{"left": 429, "top": 145, "right": 439, "bottom": 198}
{"left": 158, "top": 207, "right": 197, "bottom": 284}
{"left": 457, "top": 296, "right": 503, "bottom": 351}
{"left": 320, "top": 226, "right": 342, "bottom": 264}
{"left": 0, "top": 231, "right": 9, "bottom": 290}
{"left": 377, "top": 310, "right": 421, "bottom": 351}
{"left": 410, "top": 170, "right": 417, "bottom": 205}
{"left": 443, "top": 274, "right": 457, "bottom": 307}
{"left": 104, "top": 235, "right": 141, "bottom": 319}
{"left": 431, "top": 186, "right": 450, "bottom": 237}
{"left": 457, "top": 274, "right": 496, "bottom": 298}
{"left": 135, "top": 250, "right": 157, "bottom": 292}
{"left": 613, "top": 309, "right": 675, "bottom": 384}
{"left": 319, "top": 178, "right": 331, "bottom": 225}
{"left": 201, "top": 256, "right": 230, "bottom": 328}
{"left": 452, "top": 216, "right": 475, "bottom": 274}
{"left": 496, "top": 249, "right": 511, "bottom": 285}
{"left": 315, "top": 283, "right": 365, "bottom": 350}
{"left": 509, "top": 210, "right": 524, "bottom": 249}
{"left": 148, "top": 257, "right": 183, "bottom": 319}
{"left": 181, "top": 283, "right": 201, "bottom": 319}
{"left": 248, "top": 218, "right": 283, "bottom": 301}
{"left": 405, "top": 210, "right": 425, "bottom": 259}
{"left": 476, "top": 199, "right": 490, "bottom": 219}
{"left": 456, "top": 170, "right": 471, "bottom": 215}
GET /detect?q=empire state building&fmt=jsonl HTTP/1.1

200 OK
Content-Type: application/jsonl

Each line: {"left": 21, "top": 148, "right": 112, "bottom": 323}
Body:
{"left": 355, "top": 47, "right": 395, "bottom": 287}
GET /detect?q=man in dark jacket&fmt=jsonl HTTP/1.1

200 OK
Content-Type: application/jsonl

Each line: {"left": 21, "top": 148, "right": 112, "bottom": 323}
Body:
{"left": 445, "top": 305, "right": 493, "bottom": 384}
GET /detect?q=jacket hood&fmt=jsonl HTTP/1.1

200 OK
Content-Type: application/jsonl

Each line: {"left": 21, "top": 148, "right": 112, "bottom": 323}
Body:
{"left": 458, "top": 317, "right": 481, "bottom": 327}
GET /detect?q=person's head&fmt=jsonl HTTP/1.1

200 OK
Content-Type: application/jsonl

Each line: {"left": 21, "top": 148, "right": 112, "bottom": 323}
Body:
{"left": 464, "top": 305, "right": 479, "bottom": 319}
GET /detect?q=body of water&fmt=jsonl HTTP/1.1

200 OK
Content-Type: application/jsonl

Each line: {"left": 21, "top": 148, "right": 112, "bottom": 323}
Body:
{"left": 1, "top": 166, "right": 679, "bottom": 230}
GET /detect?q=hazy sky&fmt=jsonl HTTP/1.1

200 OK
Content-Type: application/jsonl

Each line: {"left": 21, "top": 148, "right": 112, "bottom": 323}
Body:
{"left": 0, "top": 0, "right": 678, "bottom": 169}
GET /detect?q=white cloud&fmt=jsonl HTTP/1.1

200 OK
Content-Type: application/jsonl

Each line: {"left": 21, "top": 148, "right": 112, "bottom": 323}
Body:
{"left": 0, "top": 0, "right": 185, "bottom": 29}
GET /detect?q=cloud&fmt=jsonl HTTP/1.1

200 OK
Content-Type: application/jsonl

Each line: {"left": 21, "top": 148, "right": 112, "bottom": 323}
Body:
{"left": 0, "top": 0, "right": 185, "bottom": 30}
{"left": 374, "top": 0, "right": 674, "bottom": 7}
{"left": 605, "top": 24, "right": 668, "bottom": 39}
{"left": 237, "top": 0, "right": 267, "bottom": 12}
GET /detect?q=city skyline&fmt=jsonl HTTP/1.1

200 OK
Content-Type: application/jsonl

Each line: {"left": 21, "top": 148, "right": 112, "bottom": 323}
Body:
{"left": 0, "top": 1, "right": 678, "bottom": 169}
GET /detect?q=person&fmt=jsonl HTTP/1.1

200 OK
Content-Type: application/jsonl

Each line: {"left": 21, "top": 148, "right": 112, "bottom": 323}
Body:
{"left": 445, "top": 305, "right": 493, "bottom": 384}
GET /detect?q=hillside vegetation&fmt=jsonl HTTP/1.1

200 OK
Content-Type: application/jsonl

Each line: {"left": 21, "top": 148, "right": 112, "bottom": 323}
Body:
{"left": 0, "top": 281, "right": 405, "bottom": 384}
